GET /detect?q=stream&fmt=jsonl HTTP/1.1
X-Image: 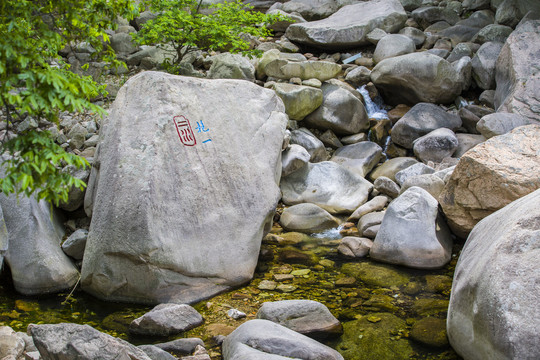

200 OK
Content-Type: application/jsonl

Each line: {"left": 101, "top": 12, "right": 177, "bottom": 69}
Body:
{"left": 0, "top": 225, "right": 462, "bottom": 359}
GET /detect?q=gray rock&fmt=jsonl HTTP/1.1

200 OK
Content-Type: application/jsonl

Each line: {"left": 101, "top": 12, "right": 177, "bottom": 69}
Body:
{"left": 433, "top": 165, "right": 456, "bottom": 184}
{"left": 330, "top": 141, "right": 382, "bottom": 177}
{"left": 280, "top": 161, "right": 373, "bottom": 214}
{"left": 398, "top": 26, "right": 426, "bottom": 47}
{"left": 479, "top": 89, "right": 496, "bottom": 108}
{"left": 337, "top": 237, "right": 373, "bottom": 257}
{"left": 391, "top": 103, "right": 462, "bottom": 149}
{"left": 304, "top": 82, "right": 369, "bottom": 135}
{"left": 228, "top": 309, "right": 246, "bottom": 320}
{"left": 282, "top": 144, "right": 311, "bottom": 177}
{"left": 0, "top": 192, "right": 78, "bottom": 295}
{"left": 81, "top": 71, "right": 287, "bottom": 305}
{"left": 62, "top": 229, "right": 88, "bottom": 260}
{"left": 279, "top": 203, "right": 341, "bottom": 233}
{"left": 281, "top": 0, "right": 339, "bottom": 21}
{"left": 30, "top": 323, "right": 151, "bottom": 360}
{"left": 0, "top": 207, "right": 8, "bottom": 270}
{"left": 267, "top": 60, "right": 341, "bottom": 82}
{"left": 373, "top": 34, "right": 416, "bottom": 64}
{"left": 447, "top": 188, "right": 540, "bottom": 360}
{"left": 473, "top": 24, "right": 513, "bottom": 44}
{"left": 207, "top": 53, "right": 255, "bottom": 81}
{"left": 59, "top": 165, "right": 91, "bottom": 212}
{"left": 154, "top": 338, "right": 204, "bottom": 357}
{"left": 462, "top": 0, "right": 491, "bottom": 10}
{"left": 399, "top": 173, "right": 446, "bottom": 199}
{"left": 0, "top": 326, "right": 25, "bottom": 360}
{"left": 366, "top": 28, "right": 388, "bottom": 45}
{"left": 437, "top": 25, "right": 481, "bottom": 47}
{"left": 371, "top": 187, "right": 453, "bottom": 269}
{"left": 130, "top": 303, "right": 203, "bottom": 336}
{"left": 395, "top": 162, "right": 436, "bottom": 186}
{"left": 16, "top": 117, "right": 38, "bottom": 132}
{"left": 476, "top": 112, "right": 533, "bottom": 138}
{"left": 344, "top": 66, "right": 371, "bottom": 88}
{"left": 347, "top": 195, "right": 389, "bottom": 221}
{"left": 373, "top": 176, "right": 400, "bottom": 198}
{"left": 454, "top": 133, "right": 486, "bottom": 157}
{"left": 453, "top": 56, "right": 473, "bottom": 92}
{"left": 446, "top": 43, "right": 473, "bottom": 63}
{"left": 285, "top": 0, "right": 407, "bottom": 49}
{"left": 67, "top": 123, "right": 87, "bottom": 149}
{"left": 411, "top": 6, "right": 460, "bottom": 29}
{"left": 319, "top": 129, "right": 343, "bottom": 149}
{"left": 110, "top": 32, "right": 138, "bottom": 54}
{"left": 471, "top": 41, "right": 504, "bottom": 90}
{"left": 413, "top": 128, "right": 459, "bottom": 163}
{"left": 368, "top": 157, "right": 418, "bottom": 182}
{"left": 495, "top": 0, "right": 540, "bottom": 28}
{"left": 138, "top": 345, "right": 177, "bottom": 360}
{"left": 222, "top": 319, "right": 344, "bottom": 360}
{"left": 256, "top": 300, "right": 342, "bottom": 338}
{"left": 358, "top": 211, "right": 386, "bottom": 233}
{"left": 290, "top": 128, "right": 327, "bottom": 162}
{"left": 371, "top": 52, "right": 463, "bottom": 105}
{"left": 340, "top": 132, "right": 368, "bottom": 145}
{"left": 400, "top": 0, "right": 422, "bottom": 11}
{"left": 495, "top": 20, "right": 540, "bottom": 123}
{"left": 273, "top": 83, "right": 323, "bottom": 120}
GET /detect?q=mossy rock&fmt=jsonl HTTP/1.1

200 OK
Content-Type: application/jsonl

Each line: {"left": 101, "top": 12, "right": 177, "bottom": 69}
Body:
{"left": 410, "top": 317, "right": 449, "bottom": 348}
{"left": 341, "top": 262, "right": 410, "bottom": 288}
{"left": 278, "top": 247, "right": 318, "bottom": 265}
{"left": 278, "top": 232, "right": 311, "bottom": 245}
{"left": 335, "top": 313, "right": 414, "bottom": 360}
{"left": 412, "top": 298, "right": 449, "bottom": 317}
{"left": 362, "top": 294, "right": 398, "bottom": 313}
{"left": 424, "top": 275, "right": 452, "bottom": 294}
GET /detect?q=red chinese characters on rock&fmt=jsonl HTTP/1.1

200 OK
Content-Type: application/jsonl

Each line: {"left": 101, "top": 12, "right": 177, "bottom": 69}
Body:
{"left": 174, "top": 115, "right": 196, "bottom": 146}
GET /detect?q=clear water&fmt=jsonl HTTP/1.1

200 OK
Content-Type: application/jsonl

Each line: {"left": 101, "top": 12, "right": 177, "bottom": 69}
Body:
{"left": 357, "top": 85, "right": 388, "bottom": 120}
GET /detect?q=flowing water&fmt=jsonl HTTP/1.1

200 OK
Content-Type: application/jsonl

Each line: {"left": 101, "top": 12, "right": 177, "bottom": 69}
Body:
{"left": 357, "top": 85, "right": 389, "bottom": 121}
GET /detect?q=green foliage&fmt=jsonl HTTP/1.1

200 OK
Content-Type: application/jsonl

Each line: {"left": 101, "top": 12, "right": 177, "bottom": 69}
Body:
{"left": 0, "top": 0, "right": 138, "bottom": 205}
{"left": 134, "top": 0, "right": 286, "bottom": 71}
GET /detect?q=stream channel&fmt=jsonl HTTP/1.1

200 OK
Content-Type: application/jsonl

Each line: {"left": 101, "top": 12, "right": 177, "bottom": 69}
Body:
{"left": 0, "top": 223, "right": 463, "bottom": 360}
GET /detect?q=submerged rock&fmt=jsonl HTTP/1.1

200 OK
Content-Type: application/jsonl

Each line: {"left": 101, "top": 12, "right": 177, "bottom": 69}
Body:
{"left": 341, "top": 262, "right": 409, "bottom": 288}
{"left": 448, "top": 188, "right": 540, "bottom": 360}
{"left": 335, "top": 313, "right": 414, "bottom": 360}
{"left": 81, "top": 71, "right": 287, "bottom": 304}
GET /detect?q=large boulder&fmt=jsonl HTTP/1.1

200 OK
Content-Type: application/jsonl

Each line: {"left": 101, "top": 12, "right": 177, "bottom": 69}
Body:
{"left": 370, "top": 187, "right": 453, "bottom": 269}
{"left": 222, "top": 319, "right": 344, "bottom": 360}
{"left": 81, "top": 71, "right": 287, "bottom": 304}
{"left": 494, "top": 20, "right": 540, "bottom": 123}
{"left": 303, "top": 82, "right": 369, "bottom": 135}
{"left": 285, "top": 0, "right": 407, "bottom": 50}
{"left": 29, "top": 323, "right": 151, "bottom": 360}
{"left": 207, "top": 53, "right": 255, "bottom": 81}
{"left": 280, "top": 161, "right": 373, "bottom": 214}
{"left": 439, "top": 124, "right": 540, "bottom": 238}
{"left": 0, "top": 207, "right": 7, "bottom": 269}
{"left": 447, "top": 188, "right": 540, "bottom": 360}
{"left": 371, "top": 52, "right": 463, "bottom": 105}
{"left": 281, "top": 0, "right": 340, "bottom": 21}
{"left": 390, "top": 103, "right": 462, "bottom": 149}
{"left": 373, "top": 34, "right": 416, "bottom": 64}
{"left": 0, "top": 193, "right": 78, "bottom": 295}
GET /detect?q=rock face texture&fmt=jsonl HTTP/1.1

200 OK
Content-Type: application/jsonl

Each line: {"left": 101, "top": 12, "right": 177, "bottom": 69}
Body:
{"left": 0, "top": 193, "right": 78, "bottom": 295}
{"left": 447, "top": 188, "right": 540, "bottom": 360}
{"left": 439, "top": 125, "right": 540, "bottom": 238}
{"left": 494, "top": 20, "right": 540, "bottom": 123}
{"left": 285, "top": 0, "right": 407, "bottom": 49}
{"left": 370, "top": 187, "right": 453, "bottom": 269}
{"left": 81, "top": 71, "right": 287, "bottom": 304}
{"left": 222, "top": 319, "right": 344, "bottom": 360}
{"left": 371, "top": 52, "right": 463, "bottom": 105}
{"left": 280, "top": 161, "right": 373, "bottom": 214}
{"left": 30, "top": 323, "right": 151, "bottom": 360}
